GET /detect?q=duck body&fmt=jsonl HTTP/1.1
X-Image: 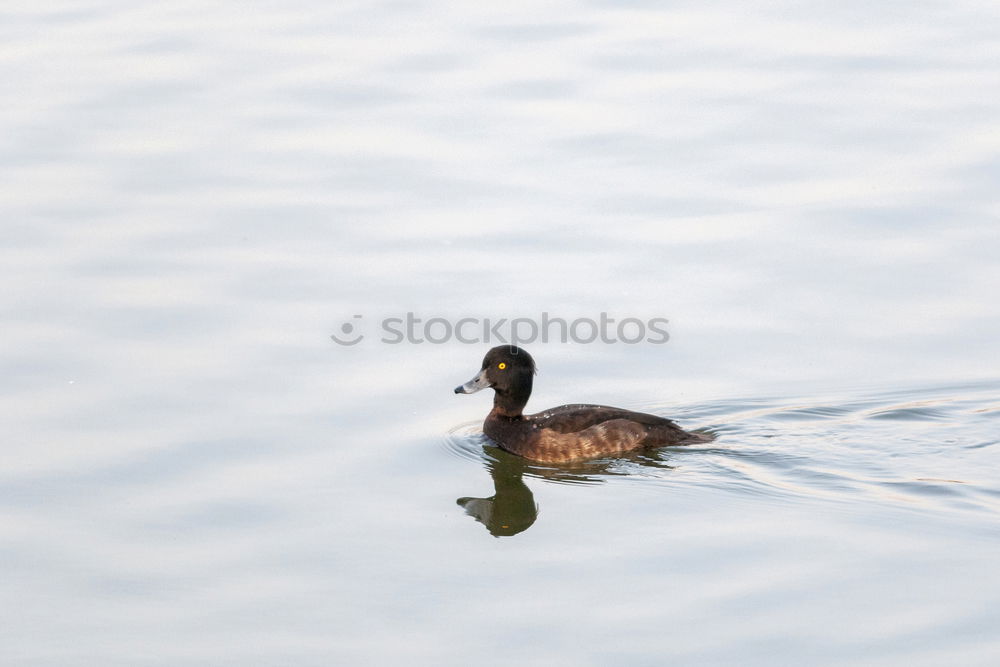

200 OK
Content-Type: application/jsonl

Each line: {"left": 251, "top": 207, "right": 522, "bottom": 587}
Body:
{"left": 455, "top": 346, "right": 709, "bottom": 463}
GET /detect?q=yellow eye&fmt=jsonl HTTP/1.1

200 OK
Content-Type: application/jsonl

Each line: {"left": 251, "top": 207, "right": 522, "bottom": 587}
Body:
{"left": 498, "top": 362, "right": 506, "bottom": 370}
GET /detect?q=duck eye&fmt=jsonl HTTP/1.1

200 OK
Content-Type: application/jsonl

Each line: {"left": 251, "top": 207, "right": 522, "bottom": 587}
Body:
{"left": 498, "top": 362, "right": 506, "bottom": 370}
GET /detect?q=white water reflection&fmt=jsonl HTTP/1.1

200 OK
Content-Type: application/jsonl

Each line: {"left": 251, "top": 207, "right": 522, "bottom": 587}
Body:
{"left": 2, "top": 0, "right": 1000, "bottom": 665}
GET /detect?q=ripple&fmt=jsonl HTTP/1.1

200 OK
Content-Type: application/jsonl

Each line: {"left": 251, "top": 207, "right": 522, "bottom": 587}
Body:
{"left": 866, "top": 404, "right": 952, "bottom": 421}
{"left": 441, "top": 420, "right": 491, "bottom": 465}
{"left": 766, "top": 405, "right": 856, "bottom": 420}
{"left": 445, "top": 379, "right": 1000, "bottom": 516}
{"left": 965, "top": 440, "right": 998, "bottom": 449}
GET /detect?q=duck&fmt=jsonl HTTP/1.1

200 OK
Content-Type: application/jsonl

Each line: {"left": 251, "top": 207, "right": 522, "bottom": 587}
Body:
{"left": 454, "top": 345, "right": 710, "bottom": 463}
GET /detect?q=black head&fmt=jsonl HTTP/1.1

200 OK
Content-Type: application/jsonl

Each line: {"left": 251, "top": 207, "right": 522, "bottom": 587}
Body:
{"left": 454, "top": 345, "right": 536, "bottom": 416}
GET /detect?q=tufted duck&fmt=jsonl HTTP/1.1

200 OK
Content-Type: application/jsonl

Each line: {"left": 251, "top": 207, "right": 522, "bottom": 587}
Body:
{"left": 454, "top": 346, "right": 710, "bottom": 463}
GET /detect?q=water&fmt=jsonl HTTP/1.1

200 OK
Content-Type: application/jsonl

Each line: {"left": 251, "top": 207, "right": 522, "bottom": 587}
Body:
{"left": 2, "top": 1, "right": 1000, "bottom": 664}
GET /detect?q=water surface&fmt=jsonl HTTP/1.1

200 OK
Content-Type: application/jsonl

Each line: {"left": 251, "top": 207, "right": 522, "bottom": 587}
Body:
{"left": 2, "top": 1, "right": 1000, "bottom": 665}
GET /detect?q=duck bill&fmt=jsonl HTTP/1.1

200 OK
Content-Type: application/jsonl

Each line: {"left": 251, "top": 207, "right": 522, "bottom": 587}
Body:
{"left": 454, "top": 368, "right": 491, "bottom": 394}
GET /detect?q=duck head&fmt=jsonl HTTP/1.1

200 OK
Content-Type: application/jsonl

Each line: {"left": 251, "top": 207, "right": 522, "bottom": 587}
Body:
{"left": 454, "top": 345, "right": 536, "bottom": 416}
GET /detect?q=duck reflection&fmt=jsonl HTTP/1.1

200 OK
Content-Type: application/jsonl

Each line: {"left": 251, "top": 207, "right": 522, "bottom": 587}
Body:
{"left": 456, "top": 448, "right": 538, "bottom": 537}
{"left": 456, "top": 443, "right": 677, "bottom": 537}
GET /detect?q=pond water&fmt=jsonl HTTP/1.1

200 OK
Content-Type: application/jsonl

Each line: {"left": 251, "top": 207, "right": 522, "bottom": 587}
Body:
{"left": 2, "top": 1, "right": 999, "bottom": 665}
